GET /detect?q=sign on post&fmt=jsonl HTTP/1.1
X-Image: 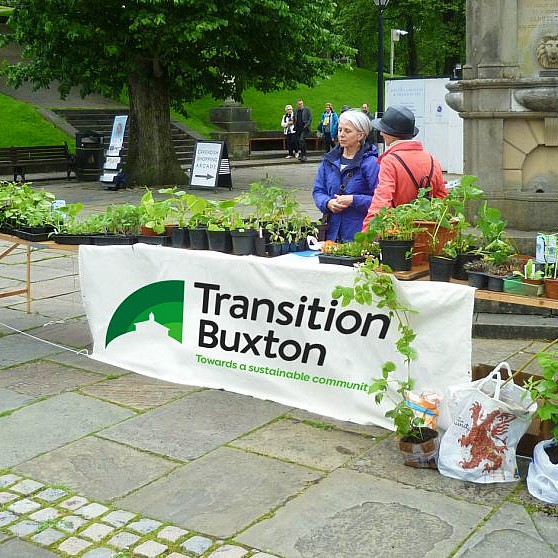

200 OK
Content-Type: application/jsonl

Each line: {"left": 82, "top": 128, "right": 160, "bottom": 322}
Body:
{"left": 189, "top": 141, "right": 232, "bottom": 191}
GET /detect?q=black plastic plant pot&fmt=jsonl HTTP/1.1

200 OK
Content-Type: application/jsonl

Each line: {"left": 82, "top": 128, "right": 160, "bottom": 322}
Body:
{"left": 171, "top": 227, "right": 190, "bottom": 249}
{"left": 487, "top": 274, "right": 505, "bottom": 292}
{"left": 318, "top": 254, "right": 366, "bottom": 267}
{"left": 254, "top": 237, "right": 267, "bottom": 257}
{"left": 92, "top": 235, "right": 137, "bottom": 246}
{"left": 453, "top": 253, "right": 482, "bottom": 280}
{"left": 379, "top": 239, "right": 414, "bottom": 272}
{"left": 188, "top": 227, "right": 209, "bottom": 250}
{"left": 230, "top": 229, "right": 257, "bottom": 255}
{"left": 207, "top": 229, "right": 232, "bottom": 253}
{"left": 267, "top": 243, "right": 283, "bottom": 258}
{"left": 52, "top": 234, "right": 93, "bottom": 245}
{"left": 429, "top": 255, "right": 455, "bottom": 282}
{"left": 138, "top": 235, "right": 171, "bottom": 246}
{"left": 467, "top": 271, "right": 489, "bottom": 289}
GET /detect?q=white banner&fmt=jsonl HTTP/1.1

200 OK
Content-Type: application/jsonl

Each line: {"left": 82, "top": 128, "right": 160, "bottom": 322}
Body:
{"left": 79, "top": 246, "right": 475, "bottom": 430}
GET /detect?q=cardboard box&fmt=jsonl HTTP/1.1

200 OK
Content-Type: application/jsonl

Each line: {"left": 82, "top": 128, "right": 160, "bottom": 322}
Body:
{"left": 472, "top": 364, "right": 552, "bottom": 458}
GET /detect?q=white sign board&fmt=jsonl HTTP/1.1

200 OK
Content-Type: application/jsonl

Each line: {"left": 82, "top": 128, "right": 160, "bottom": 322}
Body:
{"left": 385, "top": 77, "right": 463, "bottom": 174}
{"left": 80, "top": 245, "right": 474, "bottom": 431}
{"left": 107, "top": 115, "right": 128, "bottom": 156}
{"left": 190, "top": 141, "right": 224, "bottom": 189}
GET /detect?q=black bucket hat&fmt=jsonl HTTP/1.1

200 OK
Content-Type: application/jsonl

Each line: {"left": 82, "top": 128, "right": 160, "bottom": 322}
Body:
{"left": 371, "top": 105, "right": 419, "bottom": 139}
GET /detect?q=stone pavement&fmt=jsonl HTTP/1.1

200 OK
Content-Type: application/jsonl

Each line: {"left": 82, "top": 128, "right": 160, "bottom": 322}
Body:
{"left": 0, "top": 169, "right": 557, "bottom": 558}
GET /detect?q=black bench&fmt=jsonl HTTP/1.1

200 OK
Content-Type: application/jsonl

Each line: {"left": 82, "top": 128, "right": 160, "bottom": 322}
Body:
{"left": 0, "top": 144, "right": 75, "bottom": 182}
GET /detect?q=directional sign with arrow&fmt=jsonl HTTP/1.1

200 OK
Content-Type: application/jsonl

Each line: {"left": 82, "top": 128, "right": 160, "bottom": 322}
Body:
{"left": 189, "top": 141, "right": 231, "bottom": 190}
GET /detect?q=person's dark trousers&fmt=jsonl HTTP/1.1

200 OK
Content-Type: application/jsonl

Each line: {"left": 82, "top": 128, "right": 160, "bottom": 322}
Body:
{"left": 297, "top": 129, "right": 309, "bottom": 161}
{"left": 323, "top": 132, "right": 333, "bottom": 153}
{"left": 287, "top": 132, "right": 297, "bottom": 156}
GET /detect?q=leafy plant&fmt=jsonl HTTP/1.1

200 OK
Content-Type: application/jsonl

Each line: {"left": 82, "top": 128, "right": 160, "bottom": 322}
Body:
{"left": 159, "top": 188, "right": 207, "bottom": 228}
{"left": 138, "top": 189, "right": 172, "bottom": 234}
{"left": 332, "top": 258, "right": 423, "bottom": 439}
{"left": 363, "top": 203, "right": 422, "bottom": 241}
{"left": 513, "top": 258, "right": 544, "bottom": 281}
{"left": 504, "top": 338, "right": 558, "bottom": 443}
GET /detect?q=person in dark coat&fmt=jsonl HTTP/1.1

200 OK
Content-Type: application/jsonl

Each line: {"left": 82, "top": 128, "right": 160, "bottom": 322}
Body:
{"left": 313, "top": 110, "right": 380, "bottom": 242}
{"left": 294, "top": 99, "right": 312, "bottom": 162}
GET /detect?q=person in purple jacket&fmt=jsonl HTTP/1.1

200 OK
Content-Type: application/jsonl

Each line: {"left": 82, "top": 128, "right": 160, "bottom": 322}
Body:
{"left": 312, "top": 110, "right": 380, "bottom": 242}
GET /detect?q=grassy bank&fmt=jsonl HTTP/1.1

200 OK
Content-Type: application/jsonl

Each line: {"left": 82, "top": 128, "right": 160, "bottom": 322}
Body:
{"left": 0, "top": 66, "right": 378, "bottom": 145}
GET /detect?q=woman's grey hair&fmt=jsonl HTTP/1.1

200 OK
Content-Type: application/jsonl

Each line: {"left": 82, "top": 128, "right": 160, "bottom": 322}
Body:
{"left": 339, "top": 109, "right": 372, "bottom": 141}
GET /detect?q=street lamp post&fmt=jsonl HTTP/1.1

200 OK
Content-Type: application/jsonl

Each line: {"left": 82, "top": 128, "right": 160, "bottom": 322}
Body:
{"left": 390, "top": 29, "right": 408, "bottom": 77}
{"left": 373, "top": 0, "right": 389, "bottom": 118}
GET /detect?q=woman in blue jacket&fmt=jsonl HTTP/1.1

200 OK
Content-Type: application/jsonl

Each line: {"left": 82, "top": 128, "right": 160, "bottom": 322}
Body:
{"left": 317, "top": 102, "right": 339, "bottom": 153}
{"left": 312, "top": 110, "right": 379, "bottom": 242}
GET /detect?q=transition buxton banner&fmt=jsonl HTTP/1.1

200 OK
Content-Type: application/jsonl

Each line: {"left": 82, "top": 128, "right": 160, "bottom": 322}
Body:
{"left": 80, "top": 245, "right": 475, "bottom": 430}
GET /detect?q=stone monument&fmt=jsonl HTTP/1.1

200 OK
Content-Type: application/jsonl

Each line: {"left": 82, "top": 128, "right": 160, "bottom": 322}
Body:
{"left": 209, "top": 99, "right": 256, "bottom": 160}
{"left": 446, "top": 0, "right": 558, "bottom": 229}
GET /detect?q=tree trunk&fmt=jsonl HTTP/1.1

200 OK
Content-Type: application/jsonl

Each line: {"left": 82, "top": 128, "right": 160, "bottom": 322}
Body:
{"left": 126, "top": 70, "right": 187, "bottom": 187}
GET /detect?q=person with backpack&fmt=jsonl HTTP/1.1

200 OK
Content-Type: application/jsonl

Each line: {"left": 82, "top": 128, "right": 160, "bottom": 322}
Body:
{"left": 362, "top": 105, "right": 447, "bottom": 231}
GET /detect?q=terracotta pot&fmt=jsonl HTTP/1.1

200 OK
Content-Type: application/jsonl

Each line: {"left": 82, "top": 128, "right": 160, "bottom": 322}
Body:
{"left": 398, "top": 428, "right": 440, "bottom": 469}
{"left": 412, "top": 221, "right": 457, "bottom": 266}
{"left": 544, "top": 278, "right": 558, "bottom": 299}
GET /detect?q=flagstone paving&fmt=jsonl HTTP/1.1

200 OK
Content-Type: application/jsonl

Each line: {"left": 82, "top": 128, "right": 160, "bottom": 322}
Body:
{"left": 1, "top": 174, "right": 558, "bottom": 557}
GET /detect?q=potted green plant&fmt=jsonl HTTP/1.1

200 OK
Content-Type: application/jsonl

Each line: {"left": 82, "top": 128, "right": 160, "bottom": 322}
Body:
{"left": 137, "top": 189, "right": 173, "bottom": 239}
{"left": 333, "top": 258, "right": 440, "bottom": 468}
{"left": 509, "top": 258, "right": 545, "bottom": 296}
{"left": 318, "top": 239, "right": 378, "bottom": 267}
{"left": 92, "top": 203, "right": 140, "bottom": 245}
{"left": 362, "top": 204, "right": 422, "bottom": 272}
{"left": 159, "top": 188, "right": 207, "bottom": 248}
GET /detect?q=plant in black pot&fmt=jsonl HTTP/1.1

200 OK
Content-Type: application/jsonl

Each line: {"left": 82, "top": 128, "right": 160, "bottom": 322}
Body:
{"left": 159, "top": 188, "right": 207, "bottom": 248}
{"left": 362, "top": 204, "right": 421, "bottom": 272}
{"left": 92, "top": 203, "right": 140, "bottom": 245}
{"left": 333, "top": 258, "right": 440, "bottom": 468}
{"left": 318, "top": 238, "right": 378, "bottom": 267}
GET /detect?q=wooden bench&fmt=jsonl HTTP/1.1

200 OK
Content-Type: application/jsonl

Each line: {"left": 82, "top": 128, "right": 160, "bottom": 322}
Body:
{"left": 0, "top": 144, "right": 75, "bottom": 182}
{"left": 249, "top": 133, "right": 324, "bottom": 153}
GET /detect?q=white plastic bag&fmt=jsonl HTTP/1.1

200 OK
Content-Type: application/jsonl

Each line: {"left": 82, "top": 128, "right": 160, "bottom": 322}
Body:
{"left": 438, "top": 362, "right": 537, "bottom": 483}
{"left": 527, "top": 439, "right": 558, "bottom": 504}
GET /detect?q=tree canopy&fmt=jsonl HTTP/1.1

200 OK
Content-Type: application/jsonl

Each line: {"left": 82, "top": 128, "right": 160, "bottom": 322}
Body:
{"left": 336, "top": 0, "right": 465, "bottom": 76}
{"left": 1, "top": 0, "right": 351, "bottom": 185}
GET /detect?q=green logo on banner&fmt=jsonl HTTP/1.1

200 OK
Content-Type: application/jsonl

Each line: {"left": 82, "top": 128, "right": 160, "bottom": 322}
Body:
{"left": 105, "top": 280, "right": 185, "bottom": 347}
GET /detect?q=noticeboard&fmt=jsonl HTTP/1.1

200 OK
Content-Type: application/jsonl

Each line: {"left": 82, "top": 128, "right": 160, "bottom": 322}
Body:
{"left": 189, "top": 141, "right": 232, "bottom": 191}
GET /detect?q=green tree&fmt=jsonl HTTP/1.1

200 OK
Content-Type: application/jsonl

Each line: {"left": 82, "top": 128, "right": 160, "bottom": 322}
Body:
{"left": 1, "top": 0, "right": 350, "bottom": 186}
{"left": 336, "top": 0, "right": 465, "bottom": 80}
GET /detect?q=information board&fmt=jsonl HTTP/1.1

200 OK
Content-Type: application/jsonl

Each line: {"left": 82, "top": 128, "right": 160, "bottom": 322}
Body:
{"left": 189, "top": 141, "right": 232, "bottom": 190}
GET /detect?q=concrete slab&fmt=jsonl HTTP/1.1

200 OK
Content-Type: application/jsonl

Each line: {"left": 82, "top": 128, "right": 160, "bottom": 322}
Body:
{"left": 347, "top": 436, "right": 516, "bottom": 506}
{"left": 118, "top": 446, "right": 322, "bottom": 538}
{"left": 45, "top": 352, "right": 130, "bottom": 377}
{"left": 29, "top": 276, "right": 81, "bottom": 299}
{"left": 286, "top": 408, "right": 389, "bottom": 438}
{"left": 237, "top": 468, "right": 490, "bottom": 558}
{"left": 0, "top": 388, "right": 32, "bottom": 412}
{"left": 0, "top": 360, "right": 102, "bottom": 396}
{"left": 27, "top": 318, "right": 92, "bottom": 349}
{"left": 80, "top": 373, "right": 199, "bottom": 410}
{"left": 16, "top": 436, "right": 176, "bottom": 501}
{"left": 0, "top": 332, "right": 63, "bottom": 368}
{"left": 471, "top": 338, "right": 534, "bottom": 367}
{"left": 0, "top": 306, "right": 58, "bottom": 334}
{"left": 454, "top": 502, "right": 555, "bottom": 556}
{"left": 0, "top": 538, "right": 58, "bottom": 557}
{"left": 230, "top": 418, "right": 377, "bottom": 471}
{"left": 0, "top": 262, "right": 76, "bottom": 282}
{"left": 99, "top": 389, "right": 288, "bottom": 461}
{"left": 0, "top": 392, "right": 135, "bottom": 468}
{"left": 7, "top": 293, "right": 85, "bottom": 319}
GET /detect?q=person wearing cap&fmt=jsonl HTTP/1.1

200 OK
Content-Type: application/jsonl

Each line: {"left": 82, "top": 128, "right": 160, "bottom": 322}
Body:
{"left": 313, "top": 110, "right": 380, "bottom": 242}
{"left": 280, "top": 104, "right": 298, "bottom": 158}
{"left": 362, "top": 105, "right": 447, "bottom": 230}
